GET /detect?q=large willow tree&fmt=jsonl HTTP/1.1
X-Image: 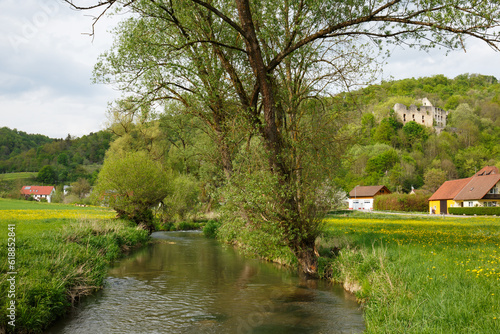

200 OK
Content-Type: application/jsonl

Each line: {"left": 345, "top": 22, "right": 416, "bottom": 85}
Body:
{"left": 65, "top": 0, "right": 500, "bottom": 276}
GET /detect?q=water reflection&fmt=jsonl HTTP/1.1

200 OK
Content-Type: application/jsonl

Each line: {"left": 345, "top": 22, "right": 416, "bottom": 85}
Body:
{"left": 46, "top": 231, "right": 364, "bottom": 334}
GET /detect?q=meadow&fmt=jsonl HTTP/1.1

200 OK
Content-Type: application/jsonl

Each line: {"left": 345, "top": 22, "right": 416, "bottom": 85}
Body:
{"left": 0, "top": 198, "right": 148, "bottom": 333}
{"left": 0, "top": 173, "right": 37, "bottom": 182}
{"left": 321, "top": 212, "right": 500, "bottom": 333}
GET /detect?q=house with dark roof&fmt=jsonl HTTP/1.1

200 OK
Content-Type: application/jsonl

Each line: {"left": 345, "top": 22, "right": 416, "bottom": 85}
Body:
{"left": 428, "top": 166, "right": 500, "bottom": 214}
{"left": 20, "top": 186, "right": 56, "bottom": 203}
{"left": 348, "top": 185, "right": 391, "bottom": 210}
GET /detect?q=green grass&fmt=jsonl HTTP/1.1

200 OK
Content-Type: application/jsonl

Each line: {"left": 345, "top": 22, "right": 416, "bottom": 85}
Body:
{"left": 0, "top": 198, "right": 91, "bottom": 210}
{"left": 0, "top": 173, "right": 37, "bottom": 181}
{"left": 320, "top": 213, "right": 500, "bottom": 333}
{"left": 0, "top": 200, "right": 149, "bottom": 333}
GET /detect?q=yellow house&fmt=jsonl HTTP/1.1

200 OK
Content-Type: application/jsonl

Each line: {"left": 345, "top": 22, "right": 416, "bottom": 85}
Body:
{"left": 429, "top": 166, "right": 500, "bottom": 214}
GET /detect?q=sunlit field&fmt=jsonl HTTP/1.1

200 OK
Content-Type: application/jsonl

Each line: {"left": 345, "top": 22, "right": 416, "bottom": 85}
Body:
{"left": 323, "top": 213, "right": 500, "bottom": 333}
{"left": 0, "top": 172, "right": 37, "bottom": 181}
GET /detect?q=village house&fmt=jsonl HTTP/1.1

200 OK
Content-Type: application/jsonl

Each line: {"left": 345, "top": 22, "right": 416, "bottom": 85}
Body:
{"left": 428, "top": 166, "right": 500, "bottom": 214}
{"left": 348, "top": 185, "right": 391, "bottom": 211}
{"left": 20, "top": 186, "right": 56, "bottom": 203}
{"left": 394, "top": 98, "right": 449, "bottom": 133}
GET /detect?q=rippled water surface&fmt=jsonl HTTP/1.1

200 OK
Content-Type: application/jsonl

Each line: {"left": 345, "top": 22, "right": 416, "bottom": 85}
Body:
{"left": 46, "top": 231, "right": 365, "bottom": 334}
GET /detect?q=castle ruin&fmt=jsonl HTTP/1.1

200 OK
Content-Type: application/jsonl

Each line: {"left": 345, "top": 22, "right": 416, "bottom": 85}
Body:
{"left": 394, "top": 98, "right": 448, "bottom": 132}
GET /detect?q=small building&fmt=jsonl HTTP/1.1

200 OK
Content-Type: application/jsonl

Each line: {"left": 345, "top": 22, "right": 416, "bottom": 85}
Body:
{"left": 20, "top": 186, "right": 56, "bottom": 203}
{"left": 63, "top": 185, "right": 71, "bottom": 196}
{"left": 348, "top": 185, "right": 391, "bottom": 211}
{"left": 429, "top": 166, "right": 500, "bottom": 214}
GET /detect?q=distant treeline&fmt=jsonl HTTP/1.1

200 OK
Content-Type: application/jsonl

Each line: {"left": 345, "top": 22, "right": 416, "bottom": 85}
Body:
{"left": 0, "top": 127, "right": 112, "bottom": 183}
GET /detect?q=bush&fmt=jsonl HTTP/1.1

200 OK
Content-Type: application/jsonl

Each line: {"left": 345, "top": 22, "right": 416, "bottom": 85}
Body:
{"left": 202, "top": 220, "right": 221, "bottom": 238}
{"left": 176, "top": 221, "right": 202, "bottom": 230}
{"left": 155, "top": 221, "right": 203, "bottom": 231}
{"left": 161, "top": 174, "right": 200, "bottom": 222}
{"left": 448, "top": 207, "right": 500, "bottom": 216}
{"left": 374, "top": 193, "right": 429, "bottom": 212}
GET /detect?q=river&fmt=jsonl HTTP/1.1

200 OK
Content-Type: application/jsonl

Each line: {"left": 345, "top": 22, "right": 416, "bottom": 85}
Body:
{"left": 46, "top": 231, "right": 365, "bottom": 333}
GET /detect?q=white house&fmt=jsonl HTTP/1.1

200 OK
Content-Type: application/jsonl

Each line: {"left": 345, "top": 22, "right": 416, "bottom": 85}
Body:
{"left": 348, "top": 185, "right": 391, "bottom": 210}
{"left": 20, "top": 186, "right": 56, "bottom": 203}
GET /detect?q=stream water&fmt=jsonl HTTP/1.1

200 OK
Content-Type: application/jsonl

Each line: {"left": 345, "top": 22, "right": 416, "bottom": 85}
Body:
{"left": 46, "top": 231, "right": 365, "bottom": 333}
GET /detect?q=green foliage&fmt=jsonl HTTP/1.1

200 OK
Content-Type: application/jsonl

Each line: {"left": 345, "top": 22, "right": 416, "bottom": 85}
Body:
{"left": 161, "top": 174, "right": 200, "bottom": 222}
{"left": 402, "top": 121, "right": 428, "bottom": 145}
{"left": 0, "top": 218, "right": 148, "bottom": 333}
{"left": 70, "top": 178, "right": 91, "bottom": 199}
{"left": 423, "top": 168, "right": 448, "bottom": 192}
{"left": 365, "top": 149, "right": 399, "bottom": 176}
{"left": 374, "top": 193, "right": 430, "bottom": 212}
{"left": 0, "top": 128, "right": 111, "bottom": 184}
{"left": 37, "top": 165, "right": 57, "bottom": 184}
{"left": 202, "top": 220, "right": 221, "bottom": 238}
{"left": 92, "top": 151, "right": 172, "bottom": 231}
{"left": 0, "top": 127, "right": 53, "bottom": 162}
{"left": 448, "top": 207, "right": 500, "bottom": 216}
{"left": 373, "top": 117, "right": 397, "bottom": 144}
{"left": 217, "top": 215, "right": 297, "bottom": 266}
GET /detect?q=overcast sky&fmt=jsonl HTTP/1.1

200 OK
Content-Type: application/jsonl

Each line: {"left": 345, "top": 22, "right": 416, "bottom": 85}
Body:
{"left": 1, "top": 1, "right": 500, "bottom": 139}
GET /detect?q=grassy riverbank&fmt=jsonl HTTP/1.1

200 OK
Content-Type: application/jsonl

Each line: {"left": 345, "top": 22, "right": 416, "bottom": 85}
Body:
{"left": 0, "top": 199, "right": 149, "bottom": 334}
{"left": 321, "top": 212, "right": 500, "bottom": 333}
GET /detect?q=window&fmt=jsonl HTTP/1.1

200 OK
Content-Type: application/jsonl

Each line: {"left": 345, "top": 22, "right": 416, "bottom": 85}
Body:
{"left": 488, "top": 187, "right": 498, "bottom": 194}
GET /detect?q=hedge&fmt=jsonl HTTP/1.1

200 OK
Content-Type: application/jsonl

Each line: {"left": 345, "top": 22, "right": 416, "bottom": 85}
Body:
{"left": 448, "top": 207, "right": 500, "bottom": 216}
{"left": 374, "top": 193, "right": 429, "bottom": 212}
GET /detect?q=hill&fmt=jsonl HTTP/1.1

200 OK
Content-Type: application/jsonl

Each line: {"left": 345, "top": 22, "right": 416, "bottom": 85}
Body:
{"left": 335, "top": 73, "right": 500, "bottom": 194}
{"left": 0, "top": 129, "right": 112, "bottom": 187}
{"left": 0, "top": 127, "right": 53, "bottom": 161}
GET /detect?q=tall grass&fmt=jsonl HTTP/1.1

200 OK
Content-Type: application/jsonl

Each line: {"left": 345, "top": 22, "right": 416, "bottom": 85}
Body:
{"left": 320, "top": 213, "right": 500, "bottom": 333}
{"left": 0, "top": 200, "right": 149, "bottom": 333}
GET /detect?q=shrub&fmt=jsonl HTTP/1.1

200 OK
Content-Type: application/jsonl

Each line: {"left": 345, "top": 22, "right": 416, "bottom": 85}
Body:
{"left": 202, "top": 220, "right": 221, "bottom": 238}
{"left": 176, "top": 221, "right": 202, "bottom": 230}
{"left": 374, "top": 193, "right": 429, "bottom": 212}
{"left": 161, "top": 174, "right": 200, "bottom": 222}
{"left": 448, "top": 207, "right": 500, "bottom": 215}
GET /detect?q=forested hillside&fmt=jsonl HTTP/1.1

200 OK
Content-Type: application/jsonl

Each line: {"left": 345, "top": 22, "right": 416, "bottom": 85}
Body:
{"left": 336, "top": 73, "right": 500, "bottom": 193}
{"left": 0, "top": 129, "right": 112, "bottom": 184}
{"left": 0, "top": 127, "right": 53, "bottom": 161}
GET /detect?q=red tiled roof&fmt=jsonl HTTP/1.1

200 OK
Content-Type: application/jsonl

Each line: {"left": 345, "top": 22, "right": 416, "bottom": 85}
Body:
{"left": 428, "top": 166, "right": 500, "bottom": 201}
{"left": 454, "top": 174, "right": 500, "bottom": 201}
{"left": 474, "top": 166, "right": 499, "bottom": 177}
{"left": 349, "top": 185, "right": 390, "bottom": 198}
{"left": 428, "top": 178, "right": 471, "bottom": 201}
{"left": 20, "top": 186, "right": 55, "bottom": 196}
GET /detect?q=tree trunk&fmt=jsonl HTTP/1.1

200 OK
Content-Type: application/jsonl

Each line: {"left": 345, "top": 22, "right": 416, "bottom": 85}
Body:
{"left": 236, "top": 0, "right": 284, "bottom": 173}
{"left": 292, "top": 236, "right": 319, "bottom": 278}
